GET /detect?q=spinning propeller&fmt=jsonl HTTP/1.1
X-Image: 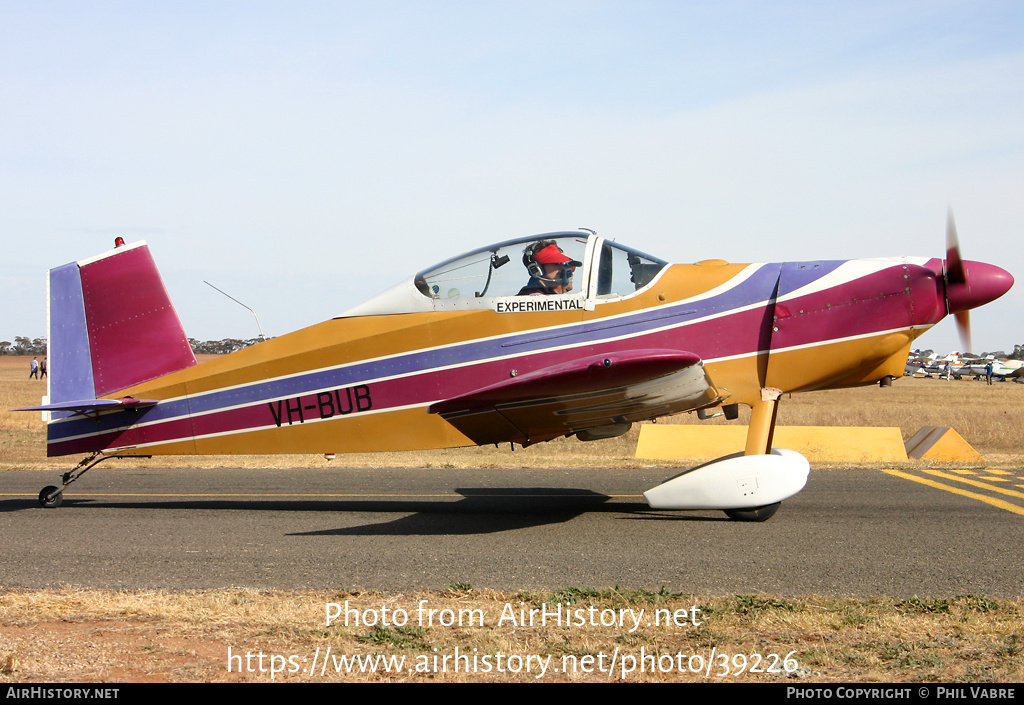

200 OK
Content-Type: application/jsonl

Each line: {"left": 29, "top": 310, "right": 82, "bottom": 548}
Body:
{"left": 944, "top": 210, "right": 972, "bottom": 352}
{"left": 942, "top": 208, "right": 1014, "bottom": 353}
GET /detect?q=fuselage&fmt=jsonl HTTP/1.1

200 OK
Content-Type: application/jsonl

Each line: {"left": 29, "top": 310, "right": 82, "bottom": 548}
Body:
{"left": 47, "top": 241, "right": 980, "bottom": 458}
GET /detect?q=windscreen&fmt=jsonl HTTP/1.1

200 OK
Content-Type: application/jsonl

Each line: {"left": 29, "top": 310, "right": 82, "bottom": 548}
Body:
{"left": 415, "top": 234, "right": 589, "bottom": 300}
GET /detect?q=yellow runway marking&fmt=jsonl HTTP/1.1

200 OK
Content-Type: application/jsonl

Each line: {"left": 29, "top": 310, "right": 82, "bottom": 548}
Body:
{"left": 880, "top": 469, "right": 1024, "bottom": 517}
{"left": 921, "top": 469, "right": 1024, "bottom": 500}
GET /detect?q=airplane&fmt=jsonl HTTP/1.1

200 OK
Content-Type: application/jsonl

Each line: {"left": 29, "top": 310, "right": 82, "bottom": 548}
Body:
{"left": 16, "top": 215, "right": 1013, "bottom": 521}
{"left": 956, "top": 356, "right": 1024, "bottom": 380}
{"left": 906, "top": 350, "right": 1024, "bottom": 380}
{"left": 905, "top": 351, "right": 966, "bottom": 378}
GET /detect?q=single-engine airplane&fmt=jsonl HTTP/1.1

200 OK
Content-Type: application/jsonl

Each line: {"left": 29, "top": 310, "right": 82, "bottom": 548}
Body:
{"left": 17, "top": 214, "right": 1013, "bottom": 520}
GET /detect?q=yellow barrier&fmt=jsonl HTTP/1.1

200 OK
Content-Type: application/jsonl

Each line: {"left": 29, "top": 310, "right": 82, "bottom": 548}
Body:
{"left": 636, "top": 425, "right": 909, "bottom": 462}
{"left": 904, "top": 426, "right": 985, "bottom": 462}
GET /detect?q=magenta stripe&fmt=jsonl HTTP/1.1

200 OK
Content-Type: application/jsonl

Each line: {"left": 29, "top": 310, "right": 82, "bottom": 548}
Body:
{"left": 50, "top": 311, "right": 772, "bottom": 452}
{"left": 770, "top": 267, "right": 944, "bottom": 349}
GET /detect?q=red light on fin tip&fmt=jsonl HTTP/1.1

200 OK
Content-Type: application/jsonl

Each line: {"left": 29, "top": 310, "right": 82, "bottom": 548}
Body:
{"left": 114, "top": 237, "right": 125, "bottom": 247}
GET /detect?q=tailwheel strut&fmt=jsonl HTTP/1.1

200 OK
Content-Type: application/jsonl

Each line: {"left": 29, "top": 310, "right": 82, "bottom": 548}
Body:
{"left": 37, "top": 452, "right": 148, "bottom": 508}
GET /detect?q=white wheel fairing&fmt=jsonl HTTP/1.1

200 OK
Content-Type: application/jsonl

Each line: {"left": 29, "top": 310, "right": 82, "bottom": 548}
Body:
{"left": 643, "top": 448, "right": 809, "bottom": 510}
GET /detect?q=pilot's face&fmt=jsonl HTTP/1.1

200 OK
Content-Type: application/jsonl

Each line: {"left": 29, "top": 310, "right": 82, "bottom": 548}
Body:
{"left": 542, "top": 263, "right": 573, "bottom": 293}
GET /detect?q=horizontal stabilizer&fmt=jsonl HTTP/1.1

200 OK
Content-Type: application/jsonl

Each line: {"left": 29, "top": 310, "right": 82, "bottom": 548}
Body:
{"left": 14, "top": 397, "right": 158, "bottom": 413}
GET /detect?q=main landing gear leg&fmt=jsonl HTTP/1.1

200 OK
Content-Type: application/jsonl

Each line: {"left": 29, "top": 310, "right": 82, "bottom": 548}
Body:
{"left": 724, "top": 388, "right": 784, "bottom": 522}
{"left": 744, "top": 387, "right": 781, "bottom": 456}
{"left": 38, "top": 453, "right": 139, "bottom": 508}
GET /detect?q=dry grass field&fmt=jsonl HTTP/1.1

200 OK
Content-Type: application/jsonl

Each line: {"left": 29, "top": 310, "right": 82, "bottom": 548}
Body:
{"left": 1, "top": 588, "right": 1021, "bottom": 683}
{"left": 1, "top": 355, "right": 1022, "bottom": 683}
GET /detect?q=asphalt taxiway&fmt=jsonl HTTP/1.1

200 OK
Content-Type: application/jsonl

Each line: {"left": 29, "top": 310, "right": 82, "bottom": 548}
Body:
{"left": 1, "top": 465, "right": 1021, "bottom": 596}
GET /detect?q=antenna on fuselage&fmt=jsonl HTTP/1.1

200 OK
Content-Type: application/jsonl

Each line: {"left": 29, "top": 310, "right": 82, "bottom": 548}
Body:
{"left": 203, "top": 281, "right": 267, "bottom": 341}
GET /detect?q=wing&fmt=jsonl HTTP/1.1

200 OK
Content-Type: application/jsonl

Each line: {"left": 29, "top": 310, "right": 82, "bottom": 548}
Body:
{"left": 428, "top": 349, "right": 723, "bottom": 445}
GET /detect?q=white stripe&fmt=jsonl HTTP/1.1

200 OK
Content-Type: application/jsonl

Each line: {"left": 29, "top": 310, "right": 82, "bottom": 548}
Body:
{"left": 776, "top": 257, "right": 929, "bottom": 303}
{"left": 51, "top": 261, "right": 931, "bottom": 445}
{"left": 76, "top": 239, "right": 149, "bottom": 267}
{"left": 50, "top": 318, "right": 935, "bottom": 448}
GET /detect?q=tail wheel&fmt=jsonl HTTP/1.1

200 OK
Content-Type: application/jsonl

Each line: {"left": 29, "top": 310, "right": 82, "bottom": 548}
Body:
{"left": 38, "top": 486, "right": 63, "bottom": 508}
{"left": 724, "top": 502, "right": 780, "bottom": 522}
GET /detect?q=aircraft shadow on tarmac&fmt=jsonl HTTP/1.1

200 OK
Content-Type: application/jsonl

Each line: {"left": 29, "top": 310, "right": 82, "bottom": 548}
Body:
{"left": 0, "top": 487, "right": 726, "bottom": 534}
{"left": 290, "top": 488, "right": 722, "bottom": 536}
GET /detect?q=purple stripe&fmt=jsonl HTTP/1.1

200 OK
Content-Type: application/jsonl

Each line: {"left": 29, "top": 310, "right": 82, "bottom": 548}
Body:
{"left": 776, "top": 261, "right": 846, "bottom": 297}
{"left": 48, "top": 310, "right": 771, "bottom": 452}
{"left": 60, "top": 260, "right": 890, "bottom": 451}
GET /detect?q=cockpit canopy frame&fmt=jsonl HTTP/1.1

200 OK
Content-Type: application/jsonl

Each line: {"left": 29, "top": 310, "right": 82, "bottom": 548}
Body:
{"left": 342, "top": 230, "right": 668, "bottom": 316}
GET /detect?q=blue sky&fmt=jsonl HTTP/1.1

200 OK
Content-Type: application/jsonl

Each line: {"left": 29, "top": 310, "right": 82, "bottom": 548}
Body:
{"left": 3, "top": 1, "right": 1022, "bottom": 355}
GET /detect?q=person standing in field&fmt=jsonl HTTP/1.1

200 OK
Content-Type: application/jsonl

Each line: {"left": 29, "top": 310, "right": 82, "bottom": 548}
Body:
{"left": 40, "top": 357, "right": 47, "bottom": 379}
{"left": 29, "top": 357, "right": 39, "bottom": 379}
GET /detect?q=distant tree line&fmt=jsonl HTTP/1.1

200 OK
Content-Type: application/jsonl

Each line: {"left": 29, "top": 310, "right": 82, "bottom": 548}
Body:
{"left": 188, "top": 338, "right": 265, "bottom": 355}
{"left": 0, "top": 337, "right": 47, "bottom": 355}
{"left": 0, "top": 336, "right": 265, "bottom": 356}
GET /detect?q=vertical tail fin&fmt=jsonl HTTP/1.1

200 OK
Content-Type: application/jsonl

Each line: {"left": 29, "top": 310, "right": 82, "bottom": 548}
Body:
{"left": 49, "top": 240, "right": 196, "bottom": 403}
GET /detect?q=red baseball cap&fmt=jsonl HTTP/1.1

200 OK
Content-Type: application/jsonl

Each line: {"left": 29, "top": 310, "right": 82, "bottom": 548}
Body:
{"left": 534, "top": 244, "right": 582, "bottom": 267}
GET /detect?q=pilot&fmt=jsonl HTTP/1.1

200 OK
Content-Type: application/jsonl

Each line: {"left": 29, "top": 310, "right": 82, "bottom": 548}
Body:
{"left": 519, "top": 240, "right": 582, "bottom": 295}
